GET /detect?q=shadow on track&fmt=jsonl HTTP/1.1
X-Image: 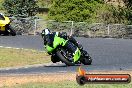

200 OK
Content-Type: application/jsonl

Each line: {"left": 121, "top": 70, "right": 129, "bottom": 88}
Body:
{"left": 44, "top": 63, "right": 83, "bottom": 67}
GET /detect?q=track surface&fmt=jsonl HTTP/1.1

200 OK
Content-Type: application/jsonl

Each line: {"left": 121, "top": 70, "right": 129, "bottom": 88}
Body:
{"left": 0, "top": 36, "right": 132, "bottom": 74}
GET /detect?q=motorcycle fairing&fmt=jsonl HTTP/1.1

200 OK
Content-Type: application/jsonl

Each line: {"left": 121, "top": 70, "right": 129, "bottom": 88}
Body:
{"left": 0, "top": 26, "right": 5, "bottom": 31}
{"left": 0, "top": 17, "right": 10, "bottom": 31}
{"left": 45, "top": 35, "right": 81, "bottom": 62}
{"left": 73, "top": 48, "right": 81, "bottom": 62}
{"left": 46, "top": 35, "right": 68, "bottom": 53}
{"left": 0, "top": 17, "right": 10, "bottom": 26}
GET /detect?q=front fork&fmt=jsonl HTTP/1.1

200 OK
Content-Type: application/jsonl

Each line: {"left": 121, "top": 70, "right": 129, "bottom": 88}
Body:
{"left": 64, "top": 41, "right": 81, "bottom": 62}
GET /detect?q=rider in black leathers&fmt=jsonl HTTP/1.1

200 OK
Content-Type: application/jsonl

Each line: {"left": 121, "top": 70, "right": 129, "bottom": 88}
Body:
{"left": 41, "top": 28, "right": 82, "bottom": 50}
{"left": 41, "top": 28, "right": 83, "bottom": 63}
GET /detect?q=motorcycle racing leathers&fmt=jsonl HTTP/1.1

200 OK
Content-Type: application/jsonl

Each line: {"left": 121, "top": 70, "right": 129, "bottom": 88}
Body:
{"left": 43, "top": 32, "right": 81, "bottom": 63}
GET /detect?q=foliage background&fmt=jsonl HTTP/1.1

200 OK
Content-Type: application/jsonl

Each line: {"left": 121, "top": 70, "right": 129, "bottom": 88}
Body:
{"left": 48, "top": 0, "right": 132, "bottom": 24}
{"left": 0, "top": 0, "right": 131, "bottom": 24}
{"left": 2, "top": 0, "right": 39, "bottom": 17}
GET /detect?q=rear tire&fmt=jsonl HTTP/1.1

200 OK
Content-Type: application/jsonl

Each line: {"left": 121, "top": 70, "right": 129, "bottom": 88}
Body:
{"left": 3, "top": 31, "right": 9, "bottom": 36}
{"left": 51, "top": 55, "right": 60, "bottom": 63}
{"left": 7, "top": 25, "right": 16, "bottom": 36}
{"left": 56, "top": 50, "right": 75, "bottom": 66}
{"left": 9, "top": 28, "right": 16, "bottom": 36}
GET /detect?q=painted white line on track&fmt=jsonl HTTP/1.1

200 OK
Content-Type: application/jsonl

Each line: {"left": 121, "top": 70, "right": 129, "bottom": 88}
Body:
{"left": 0, "top": 62, "right": 66, "bottom": 71}
{"left": 0, "top": 63, "right": 48, "bottom": 71}
{"left": 0, "top": 45, "right": 45, "bottom": 52}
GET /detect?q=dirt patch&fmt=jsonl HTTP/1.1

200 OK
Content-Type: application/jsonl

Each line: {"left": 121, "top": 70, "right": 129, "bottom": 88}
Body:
{"left": 0, "top": 73, "right": 76, "bottom": 87}
{"left": 0, "top": 71, "right": 132, "bottom": 87}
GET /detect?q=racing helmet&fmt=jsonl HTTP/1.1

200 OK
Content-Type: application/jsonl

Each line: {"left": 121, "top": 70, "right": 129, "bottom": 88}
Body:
{"left": 0, "top": 13, "right": 4, "bottom": 20}
{"left": 41, "top": 28, "right": 50, "bottom": 38}
{"left": 0, "top": 13, "right": 4, "bottom": 16}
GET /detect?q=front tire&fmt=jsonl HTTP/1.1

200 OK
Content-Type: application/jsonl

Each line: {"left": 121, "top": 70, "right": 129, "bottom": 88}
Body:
{"left": 56, "top": 50, "right": 75, "bottom": 66}
{"left": 80, "top": 50, "right": 92, "bottom": 65}
{"left": 81, "top": 56, "right": 92, "bottom": 65}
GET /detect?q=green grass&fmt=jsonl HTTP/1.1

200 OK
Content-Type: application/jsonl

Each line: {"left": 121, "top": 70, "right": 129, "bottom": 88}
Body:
{"left": 2, "top": 81, "right": 132, "bottom": 88}
{"left": 0, "top": 47, "right": 50, "bottom": 68}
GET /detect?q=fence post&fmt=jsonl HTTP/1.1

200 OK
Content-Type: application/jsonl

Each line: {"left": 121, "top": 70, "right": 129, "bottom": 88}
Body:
{"left": 107, "top": 24, "right": 110, "bottom": 37}
{"left": 70, "top": 21, "right": 74, "bottom": 36}
{"left": 34, "top": 19, "right": 37, "bottom": 35}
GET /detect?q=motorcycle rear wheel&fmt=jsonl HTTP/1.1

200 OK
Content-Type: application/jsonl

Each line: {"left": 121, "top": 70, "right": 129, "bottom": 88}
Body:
{"left": 51, "top": 55, "right": 60, "bottom": 63}
{"left": 56, "top": 50, "right": 75, "bottom": 66}
{"left": 6, "top": 25, "right": 16, "bottom": 36}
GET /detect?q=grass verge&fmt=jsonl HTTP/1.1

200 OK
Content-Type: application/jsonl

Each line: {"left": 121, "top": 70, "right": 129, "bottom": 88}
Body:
{"left": 0, "top": 72, "right": 132, "bottom": 88}
{"left": 0, "top": 47, "right": 50, "bottom": 68}
{"left": 5, "top": 81, "right": 132, "bottom": 88}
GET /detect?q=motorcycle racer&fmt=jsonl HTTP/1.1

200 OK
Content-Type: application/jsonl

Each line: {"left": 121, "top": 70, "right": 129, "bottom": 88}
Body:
{"left": 41, "top": 28, "right": 82, "bottom": 63}
{"left": 41, "top": 28, "right": 92, "bottom": 65}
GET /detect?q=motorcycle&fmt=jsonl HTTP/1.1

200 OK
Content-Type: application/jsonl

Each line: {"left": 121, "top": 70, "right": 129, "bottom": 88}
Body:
{"left": 45, "top": 34, "right": 92, "bottom": 66}
{"left": 0, "top": 13, "right": 16, "bottom": 36}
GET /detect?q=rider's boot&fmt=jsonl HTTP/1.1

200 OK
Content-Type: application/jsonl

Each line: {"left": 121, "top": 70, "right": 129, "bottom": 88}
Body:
{"left": 69, "top": 36, "right": 83, "bottom": 50}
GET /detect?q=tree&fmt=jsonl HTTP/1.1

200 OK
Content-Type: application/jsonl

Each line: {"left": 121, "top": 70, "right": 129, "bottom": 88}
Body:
{"left": 37, "top": 0, "right": 51, "bottom": 8}
{"left": 3, "top": 0, "right": 39, "bottom": 17}
{"left": 48, "top": 0, "right": 98, "bottom": 22}
{"left": 123, "top": 0, "right": 132, "bottom": 24}
{"left": 48, "top": 0, "right": 104, "bottom": 22}
{"left": 48, "top": 0, "right": 130, "bottom": 24}
{"left": 123, "top": 0, "right": 132, "bottom": 8}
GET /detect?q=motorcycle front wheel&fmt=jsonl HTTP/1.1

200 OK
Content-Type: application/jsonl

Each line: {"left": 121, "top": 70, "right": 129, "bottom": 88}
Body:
{"left": 81, "top": 56, "right": 92, "bottom": 65}
{"left": 80, "top": 50, "right": 92, "bottom": 65}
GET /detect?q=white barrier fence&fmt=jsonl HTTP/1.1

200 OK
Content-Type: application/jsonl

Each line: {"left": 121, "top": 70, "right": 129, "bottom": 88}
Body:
{"left": 10, "top": 17, "right": 132, "bottom": 38}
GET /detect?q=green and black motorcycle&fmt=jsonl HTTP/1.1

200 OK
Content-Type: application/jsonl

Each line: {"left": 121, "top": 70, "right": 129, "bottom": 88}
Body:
{"left": 44, "top": 33, "right": 92, "bottom": 66}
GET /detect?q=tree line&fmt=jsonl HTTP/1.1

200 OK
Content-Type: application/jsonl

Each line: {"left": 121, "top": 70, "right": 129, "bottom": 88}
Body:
{"left": 2, "top": 0, "right": 132, "bottom": 24}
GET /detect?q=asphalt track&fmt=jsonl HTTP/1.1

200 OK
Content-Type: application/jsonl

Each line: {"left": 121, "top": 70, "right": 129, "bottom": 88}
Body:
{"left": 0, "top": 35, "right": 132, "bottom": 74}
